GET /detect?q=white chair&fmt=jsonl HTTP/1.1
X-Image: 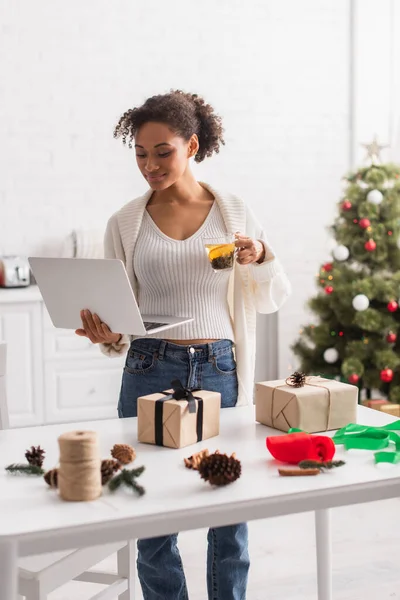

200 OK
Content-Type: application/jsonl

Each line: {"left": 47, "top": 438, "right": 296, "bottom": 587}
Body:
{"left": 0, "top": 341, "right": 135, "bottom": 600}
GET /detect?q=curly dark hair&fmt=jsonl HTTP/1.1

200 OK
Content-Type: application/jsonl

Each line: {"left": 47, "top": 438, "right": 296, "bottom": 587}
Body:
{"left": 113, "top": 90, "right": 225, "bottom": 163}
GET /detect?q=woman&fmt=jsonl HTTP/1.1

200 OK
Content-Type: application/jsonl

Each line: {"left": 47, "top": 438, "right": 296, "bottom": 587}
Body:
{"left": 76, "top": 90, "right": 291, "bottom": 600}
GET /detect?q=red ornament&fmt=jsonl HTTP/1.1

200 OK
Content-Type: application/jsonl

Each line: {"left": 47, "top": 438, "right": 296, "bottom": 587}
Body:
{"left": 388, "top": 301, "right": 399, "bottom": 313}
{"left": 380, "top": 368, "right": 394, "bottom": 383}
{"left": 348, "top": 374, "right": 360, "bottom": 385}
{"left": 341, "top": 200, "right": 352, "bottom": 211}
{"left": 364, "top": 239, "right": 377, "bottom": 252}
{"left": 322, "top": 262, "right": 333, "bottom": 272}
{"left": 388, "top": 230, "right": 393, "bottom": 236}
{"left": 353, "top": 219, "right": 358, "bottom": 224}
{"left": 324, "top": 286, "right": 334, "bottom": 295}
{"left": 359, "top": 218, "right": 371, "bottom": 229}
{"left": 386, "top": 332, "right": 397, "bottom": 344}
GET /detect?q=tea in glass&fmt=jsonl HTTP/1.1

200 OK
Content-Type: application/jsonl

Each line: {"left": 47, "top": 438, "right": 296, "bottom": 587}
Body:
{"left": 204, "top": 236, "right": 236, "bottom": 271}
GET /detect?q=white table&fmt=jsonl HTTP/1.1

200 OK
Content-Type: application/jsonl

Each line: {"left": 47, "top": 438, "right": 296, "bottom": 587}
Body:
{"left": 1, "top": 405, "right": 399, "bottom": 600}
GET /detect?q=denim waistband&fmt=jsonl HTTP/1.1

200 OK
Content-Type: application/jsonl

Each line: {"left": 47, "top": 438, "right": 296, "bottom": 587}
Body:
{"left": 130, "top": 338, "right": 234, "bottom": 360}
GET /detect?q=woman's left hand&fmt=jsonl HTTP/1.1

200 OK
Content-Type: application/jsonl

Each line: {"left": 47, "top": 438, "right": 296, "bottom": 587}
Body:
{"left": 235, "top": 233, "right": 265, "bottom": 265}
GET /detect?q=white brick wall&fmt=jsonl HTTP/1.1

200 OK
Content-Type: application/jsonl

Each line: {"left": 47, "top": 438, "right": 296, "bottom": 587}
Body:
{"left": 0, "top": 0, "right": 351, "bottom": 376}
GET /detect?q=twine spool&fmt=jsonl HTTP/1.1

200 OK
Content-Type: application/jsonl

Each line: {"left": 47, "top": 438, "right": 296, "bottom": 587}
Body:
{"left": 58, "top": 431, "right": 102, "bottom": 501}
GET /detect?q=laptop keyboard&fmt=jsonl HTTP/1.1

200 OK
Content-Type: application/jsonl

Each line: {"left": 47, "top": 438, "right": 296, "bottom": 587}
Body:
{"left": 143, "top": 321, "right": 169, "bottom": 331}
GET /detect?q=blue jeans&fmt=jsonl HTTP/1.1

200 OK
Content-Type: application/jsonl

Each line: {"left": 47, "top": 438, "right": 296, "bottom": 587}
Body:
{"left": 118, "top": 338, "right": 250, "bottom": 600}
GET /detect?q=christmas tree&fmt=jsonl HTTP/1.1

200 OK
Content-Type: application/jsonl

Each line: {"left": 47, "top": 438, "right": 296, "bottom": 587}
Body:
{"left": 292, "top": 139, "right": 400, "bottom": 402}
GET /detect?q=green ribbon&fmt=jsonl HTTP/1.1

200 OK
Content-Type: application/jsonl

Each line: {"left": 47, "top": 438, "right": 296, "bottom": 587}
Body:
{"left": 333, "top": 421, "right": 400, "bottom": 464}
{"left": 290, "top": 423, "right": 400, "bottom": 464}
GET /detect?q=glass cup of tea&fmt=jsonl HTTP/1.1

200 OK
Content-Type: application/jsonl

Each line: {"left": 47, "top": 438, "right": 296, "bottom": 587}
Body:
{"left": 204, "top": 235, "right": 236, "bottom": 272}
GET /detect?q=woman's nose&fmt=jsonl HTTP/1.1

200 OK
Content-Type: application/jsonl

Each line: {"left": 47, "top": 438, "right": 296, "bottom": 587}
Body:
{"left": 145, "top": 157, "right": 159, "bottom": 172}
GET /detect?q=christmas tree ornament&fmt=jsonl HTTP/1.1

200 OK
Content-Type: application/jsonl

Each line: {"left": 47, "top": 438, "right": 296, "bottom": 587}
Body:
{"left": 352, "top": 294, "right": 370, "bottom": 311}
{"left": 332, "top": 245, "right": 349, "bottom": 261}
{"left": 111, "top": 443, "right": 136, "bottom": 465}
{"left": 366, "top": 189, "right": 383, "bottom": 205}
{"left": 323, "top": 348, "right": 339, "bottom": 363}
{"left": 341, "top": 200, "right": 352, "bottom": 211}
{"left": 101, "top": 459, "right": 121, "bottom": 485}
{"left": 58, "top": 431, "right": 102, "bottom": 502}
{"left": 362, "top": 137, "right": 388, "bottom": 165}
{"left": 198, "top": 451, "right": 241, "bottom": 486}
{"left": 387, "top": 301, "right": 398, "bottom": 313}
{"left": 322, "top": 262, "right": 333, "bottom": 272}
{"left": 108, "top": 467, "right": 146, "bottom": 497}
{"left": 44, "top": 468, "right": 59, "bottom": 488}
{"left": 25, "top": 445, "right": 46, "bottom": 468}
{"left": 380, "top": 368, "right": 394, "bottom": 383}
{"left": 364, "top": 239, "right": 377, "bottom": 252}
{"left": 348, "top": 374, "right": 360, "bottom": 384}
{"left": 383, "top": 179, "right": 395, "bottom": 189}
{"left": 357, "top": 179, "right": 369, "bottom": 189}
{"left": 184, "top": 449, "right": 210, "bottom": 470}
{"left": 324, "top": 285, "right": 334, "bottom": 295}
{"left": 359, "top": 218, "right": 371, "bottom": 229}
{"left": 386, "top": 332, "right": 397, "bottom": 344}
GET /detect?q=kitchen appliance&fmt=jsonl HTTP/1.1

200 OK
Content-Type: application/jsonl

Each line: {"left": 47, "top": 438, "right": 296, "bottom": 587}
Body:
{"left": 0, "top": 256, "right": 31, "bottom": 288}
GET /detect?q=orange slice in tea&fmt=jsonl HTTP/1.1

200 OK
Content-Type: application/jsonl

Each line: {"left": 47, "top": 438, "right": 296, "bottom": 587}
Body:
{"left": 208, "top": 243, "right": 235, "bottom": 261}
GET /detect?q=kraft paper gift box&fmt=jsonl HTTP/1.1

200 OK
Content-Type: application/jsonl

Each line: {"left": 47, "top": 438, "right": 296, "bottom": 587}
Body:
{"left": 360, "top": 399, "right": 400, "bottom": 417}
{"left": 255, "top": 376, "right": 358, "bottom": 433}
{"left": 137, "top": 379, "right": 221, "bottom": 449}
{"left": 361, "top": 399, "right": 390, "bottom": 410}
{"left": 379, "top": 403, "right": 400, "bottom": 417}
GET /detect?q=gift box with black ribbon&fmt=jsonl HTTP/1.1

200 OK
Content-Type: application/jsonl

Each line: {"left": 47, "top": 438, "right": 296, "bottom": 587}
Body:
{"left": 137, "top": 379, "right": 221, "bottom": 449}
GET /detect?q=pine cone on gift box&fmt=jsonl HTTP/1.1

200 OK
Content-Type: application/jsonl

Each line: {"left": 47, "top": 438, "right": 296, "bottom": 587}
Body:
{"left": 25, "top": 445, "right": 46, "bottom": 468}
{"left": 101, "top": 459, "right": 121, "bottom": 485}
{"left": 44, "top": 468, "right": 58, "bottom": 488}
{"left": 287, "top": 371, "right": 306, "bottom": 388}
{"left": 111, "top": 444, "right": 136, "bottom": 465}
{"left": 198, "top": 451, "right": 242, "bottom": 486}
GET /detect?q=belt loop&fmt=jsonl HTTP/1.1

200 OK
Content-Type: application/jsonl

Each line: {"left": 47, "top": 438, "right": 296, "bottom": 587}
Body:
{"left": 158, "top": 340, "right": 166, "bottom": 361}
{"left": 207, "top": 343, "right": 214, "bottom": 363}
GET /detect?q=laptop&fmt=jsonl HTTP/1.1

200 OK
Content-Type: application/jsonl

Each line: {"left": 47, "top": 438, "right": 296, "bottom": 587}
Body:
{"left": 28, "top": 257, "right": 193, "bottom": 336}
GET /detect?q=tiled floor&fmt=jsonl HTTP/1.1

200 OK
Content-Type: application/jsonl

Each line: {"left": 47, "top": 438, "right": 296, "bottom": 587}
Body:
{"left": 46, "top": 498, "right": 400, "bottom": 599}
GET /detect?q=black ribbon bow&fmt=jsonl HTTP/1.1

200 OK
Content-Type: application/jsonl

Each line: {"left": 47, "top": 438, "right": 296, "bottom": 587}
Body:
{"left": 155, "top": 379, "right": 203, "bottom": 446}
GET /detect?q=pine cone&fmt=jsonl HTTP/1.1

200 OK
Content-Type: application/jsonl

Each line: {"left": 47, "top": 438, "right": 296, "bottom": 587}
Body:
{"left": 184, "top": 449, "right": 209, "bottom": 470}
{"left": 198, "top": 451, "right": 241, "bottom": 486}
{"left": 25, "top": 445, "right": 46, "bottom": 468}
{"left": 44, "top": 468, "right": 58, "bottom": 488}
{"left": 111, "top": 444, "right": 136, "bottom": 465}
{"left": 287, "top": 371, "right": 306, "bottom": 388}
{"left": 101, "top": 459, "right": 121, "bottom": 485}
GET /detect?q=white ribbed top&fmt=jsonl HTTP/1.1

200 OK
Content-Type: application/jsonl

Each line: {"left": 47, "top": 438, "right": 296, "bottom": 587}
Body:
{"left": 133, "top": 202, "right": 235, "bottom": 341}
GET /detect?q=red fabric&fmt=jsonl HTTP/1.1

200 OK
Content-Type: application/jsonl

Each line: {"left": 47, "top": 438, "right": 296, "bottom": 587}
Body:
{"left": 266, "top": 432, "right": 335, "bottom": 464}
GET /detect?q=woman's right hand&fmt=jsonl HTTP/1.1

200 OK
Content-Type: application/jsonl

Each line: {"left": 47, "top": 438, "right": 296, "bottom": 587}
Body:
{"left": 75, "top": 309, "right": 122, "bottom": 345}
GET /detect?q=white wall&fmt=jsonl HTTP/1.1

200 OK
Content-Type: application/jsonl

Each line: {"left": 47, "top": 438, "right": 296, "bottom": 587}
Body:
{"left": 0, "top": 0, "right": 351, "bottom": 376}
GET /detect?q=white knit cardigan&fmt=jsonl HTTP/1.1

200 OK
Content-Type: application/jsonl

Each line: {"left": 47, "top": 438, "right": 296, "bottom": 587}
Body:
{"left": 100, "top": 183, "right": 291, "bottom": 406}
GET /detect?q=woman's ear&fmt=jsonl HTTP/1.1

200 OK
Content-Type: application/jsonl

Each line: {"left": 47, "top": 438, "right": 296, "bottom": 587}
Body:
{"left": 188, "top": 133, "right": 199, "bottom": 158}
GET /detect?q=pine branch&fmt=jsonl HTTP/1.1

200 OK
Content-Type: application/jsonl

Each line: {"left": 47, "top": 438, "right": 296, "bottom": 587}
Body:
{"left": 298, "top": 460, "right": 345, "bottom": 471}
{"left": 125, "top": 478, "right": 146, "bottom": 497}
{"left": 108, "top": 466, "right": 146, "bottom": 496}
{"left": 6, "top": 463, "right": 45, "bottom": 476}
{"left": 108, "top": 471, "right": 123, "bottom": 492}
